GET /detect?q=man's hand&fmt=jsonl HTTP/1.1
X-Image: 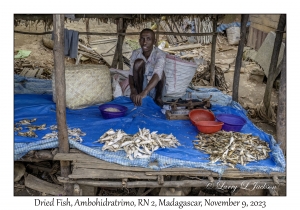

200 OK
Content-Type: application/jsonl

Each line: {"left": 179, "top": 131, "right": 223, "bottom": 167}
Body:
{"left": 130, "top": 91, "right": 147, "bottom": 106}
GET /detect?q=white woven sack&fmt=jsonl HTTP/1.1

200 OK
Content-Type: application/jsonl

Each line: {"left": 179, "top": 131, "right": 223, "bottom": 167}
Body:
{"left": 52, "top": 64, "right": 112, "bottom": 109}
{"left": 226, "top": 26, "right": 240, "bottom": 45}
{"left": 164, "top": 54, "right": 198, "bottom": 98}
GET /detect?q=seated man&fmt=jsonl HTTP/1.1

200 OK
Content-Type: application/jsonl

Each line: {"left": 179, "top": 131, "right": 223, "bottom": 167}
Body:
{"left": 129, "top": 28, "right": 166, "bottom": 107}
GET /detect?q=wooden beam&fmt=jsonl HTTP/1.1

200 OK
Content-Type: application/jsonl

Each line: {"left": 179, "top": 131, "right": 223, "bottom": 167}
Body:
{"left": 53, "top": 14, "right": 72, "bottom": 196}
{"left": 25, "top": 174, "right": 66, "bottom": 195}
{"left": 14, "top": 14, "right": 134, "bottom": 21}
{"left": 53, "top": 152, "right": 286, "bottom": 178}
{"left": 276, "top": 46, "right": 286, "bottom": 155}
{"left": 232, "top": 14, "right": 249, "bottom": 102}
{"left": 14, "top": 30, "right": 220, "bottom": 37}
{"left": 57, "top": 177, "right": 286, "bottom": 188}
{"left": 263, "top": 14, "right": 286, "bottom": 119}
{"left": 70, "top": 168, "right": 157, "bottom": 180}
{"left": 145, "top": 170, "right": 284, "bottom": 178}
{"left": 210, "top": 16, "right": 217, "bottom": 86}
{"left": 163, "top": 43, "right": 203, "bottom": 51}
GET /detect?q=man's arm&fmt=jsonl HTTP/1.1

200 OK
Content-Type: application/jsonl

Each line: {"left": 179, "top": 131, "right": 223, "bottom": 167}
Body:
{"left": 129, "top": 75, "right": 138, "bottom": 102}
{"left": 131, "top": 73, "right": 160, "bottom": 106}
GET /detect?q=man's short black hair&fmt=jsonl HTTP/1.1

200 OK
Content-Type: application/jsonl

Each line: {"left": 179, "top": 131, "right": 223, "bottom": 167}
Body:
{"left": 140, "top": 28, "right": 155, "bottom": 38}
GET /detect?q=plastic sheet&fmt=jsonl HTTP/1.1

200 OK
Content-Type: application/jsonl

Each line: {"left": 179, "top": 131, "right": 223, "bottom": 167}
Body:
{"left": 14, "top": 94, "right": 285, "bottom": 174}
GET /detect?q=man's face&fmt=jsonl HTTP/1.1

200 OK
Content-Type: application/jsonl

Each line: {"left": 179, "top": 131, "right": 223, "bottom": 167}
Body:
{"left": 139, "top": 30, "right": 156, "bottom": 53}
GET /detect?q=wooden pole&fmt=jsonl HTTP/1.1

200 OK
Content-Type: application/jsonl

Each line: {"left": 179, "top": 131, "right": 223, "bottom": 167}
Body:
{"left": 53, "top": 14, "right": 72, "bottom": 196}
{"left": 232, "top": 14, "right": 249, "bottom": 102}
{"left": 155, "top": 18, "right": 160, "bottom": 47}
{"left": 263, "top": 14, "right": 286, "bottom": 118}
{"left": 112, "top": 19, "right": 121, "bottom": 69}
{"left": 85, "top": 18, "right": 90, "bottom": 44}
{"left": 117, "top": 18, "right": 124, "bottom": 70}
{"left": 276, "top": 46, "right": 286, "bottom": 155}
{"left": 209, "top": 16, "right": 217, "bottom": 86}
{"left": 112, "top": 18, "right": 127, "bottom": 69}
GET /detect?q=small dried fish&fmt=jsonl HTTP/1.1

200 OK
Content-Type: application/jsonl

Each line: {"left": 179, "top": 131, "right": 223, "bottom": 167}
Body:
{"left": 14, "top": 126, "right": 22, "bottom": 131}
{"left": 42, "top": 126, "right": 85, "bottom": 143}
{"left": 193, "top": 130, "right": 271, "bottom": 167}
{"left": 26, "top": 124, "right": 47, "bottom": 131}
{"left": 96, "top": 128, "right": 181, "bottom": 159}
{"left": 16, "top": 118, "right": 37, "bottom": 125}
{"left": 18, "top": 130, "right": 38, "bottom": 138}
{"left": 50, "top": 125, "right": 57, "bottom": 130}
{"left": 42, "top": 131, "right": 58, "bottom": 139}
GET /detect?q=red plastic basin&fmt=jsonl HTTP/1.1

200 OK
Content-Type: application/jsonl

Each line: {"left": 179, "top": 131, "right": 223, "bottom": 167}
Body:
{"left": 189, "top": 109, "right": 215, "bottom": 125}
{"left": 195, "top": 121, "right": 224, "bottom": 134}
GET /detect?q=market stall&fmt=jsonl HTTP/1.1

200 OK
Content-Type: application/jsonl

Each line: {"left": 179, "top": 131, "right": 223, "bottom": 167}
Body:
{"left": 14, "top": 91, "right": 286, "bottom": 195}
{"left": 14, "top": 14, "right": 286, "bottom": 196}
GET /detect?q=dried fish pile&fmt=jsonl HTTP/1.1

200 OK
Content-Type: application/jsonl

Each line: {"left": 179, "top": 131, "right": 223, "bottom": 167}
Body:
{"left": 42, "top": 125, "right": 86, "bottom": 143}
{"left": 193, "top": 131, "right": 271, "bottom": 168}
{"left": 15, "top": 118, "right": 46, "bottom": 138}
{"left": 95, "top": 128, "right": 181, "bottom": 160}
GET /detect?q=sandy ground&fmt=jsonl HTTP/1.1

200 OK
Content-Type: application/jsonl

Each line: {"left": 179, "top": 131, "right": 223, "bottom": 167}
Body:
{"left": 14, "top": 19, "right": 281, "bottom": 196}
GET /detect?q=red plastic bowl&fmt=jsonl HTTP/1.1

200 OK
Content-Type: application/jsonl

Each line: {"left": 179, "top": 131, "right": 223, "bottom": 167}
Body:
{"left": 195, "top": 121, "right": 224, "bottom": 134}
{"left": 189, "top": 109, "right": 215, "bottom": 125}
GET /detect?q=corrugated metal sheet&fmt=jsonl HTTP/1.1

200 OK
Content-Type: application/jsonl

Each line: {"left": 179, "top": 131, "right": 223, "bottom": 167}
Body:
{"left": 246, "top": 26, "right": 268, "bottom": 50}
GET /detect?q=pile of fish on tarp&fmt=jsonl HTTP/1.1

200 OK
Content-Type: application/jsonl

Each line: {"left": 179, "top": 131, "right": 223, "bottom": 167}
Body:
{"left": 14, "top": 118, "right": 86, "bottom": 143}
{"left": 95, "top": 128, "right": 180, "bottom": 160}
{"left": 193, "top": 130, "right": 271, "bottom": 168}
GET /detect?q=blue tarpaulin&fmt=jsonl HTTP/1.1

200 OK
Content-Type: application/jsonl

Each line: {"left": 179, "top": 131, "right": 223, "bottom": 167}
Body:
{"left": 14, "top": 93, "right": 285, "bottom": 175}
{"left": 217, "top": 21, "right": 251, "bottom": 33}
